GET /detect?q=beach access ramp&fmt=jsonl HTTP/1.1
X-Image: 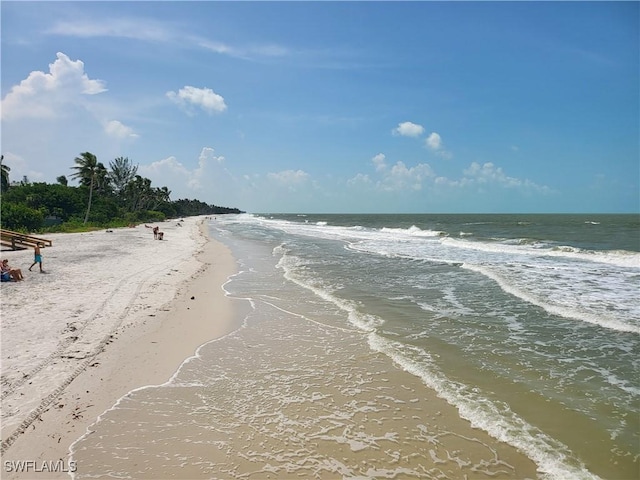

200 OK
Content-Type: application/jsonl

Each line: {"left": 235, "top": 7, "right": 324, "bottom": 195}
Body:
{"left": 0, "top": 229, "right": 53, "bottom": 250}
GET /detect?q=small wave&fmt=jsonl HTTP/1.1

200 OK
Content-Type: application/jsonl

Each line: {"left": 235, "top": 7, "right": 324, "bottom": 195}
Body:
{"left": 380, "top": 225, "right": 444, "bottom": 238}
{"left": 368, "top": 335, "right": 601, "bottom": 480}
{"left": 462, "top": 263, "right": 640, "bottom": 334}
{"left": 274, "top": 249, "right": 383, "bottom": 332}
{"left": 516, "top": 238, "right": 542, "bottom": 246}
{"left": 442, "top": 237, "right": 640, "bottom": 269}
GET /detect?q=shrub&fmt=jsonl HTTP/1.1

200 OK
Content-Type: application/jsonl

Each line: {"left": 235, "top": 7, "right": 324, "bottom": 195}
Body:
{"left": 0, "top": 202, "right": 45, "bottom": 232}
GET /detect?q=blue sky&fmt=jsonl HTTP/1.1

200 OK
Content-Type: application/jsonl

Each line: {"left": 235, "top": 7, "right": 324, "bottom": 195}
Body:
{"left": 1, "top": 1, "right": 638, "bottom": 214}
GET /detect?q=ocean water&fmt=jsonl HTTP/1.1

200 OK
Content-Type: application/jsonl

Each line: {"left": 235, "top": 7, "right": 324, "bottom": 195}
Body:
{"left": 71, "top": 214, "right": 639, "bottom": 479}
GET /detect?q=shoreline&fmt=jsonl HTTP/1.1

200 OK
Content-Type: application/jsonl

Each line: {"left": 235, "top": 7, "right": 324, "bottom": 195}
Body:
{"left": 1, "top": 219, "right": 240, "bottom": 479}
{"left": 65, "top": 232, "right": 542, "bottom": 479}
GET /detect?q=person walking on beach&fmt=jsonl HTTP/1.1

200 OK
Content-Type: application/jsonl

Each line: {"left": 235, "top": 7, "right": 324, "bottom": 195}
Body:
{"left": 29, "top": 243, "right": 44, "bottom": 273}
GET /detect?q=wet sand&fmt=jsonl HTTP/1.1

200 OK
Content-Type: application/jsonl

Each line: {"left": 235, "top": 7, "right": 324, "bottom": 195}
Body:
{"left": 1, "top": 218, "right": 239, "bottom": 479}
{"left": 69, "top": 285, "right": 540, "bottom": 479}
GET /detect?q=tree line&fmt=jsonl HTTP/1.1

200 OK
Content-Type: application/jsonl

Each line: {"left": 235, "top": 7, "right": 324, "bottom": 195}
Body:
{"left": 0, "top": 153, "right": 244, "bottom": 232}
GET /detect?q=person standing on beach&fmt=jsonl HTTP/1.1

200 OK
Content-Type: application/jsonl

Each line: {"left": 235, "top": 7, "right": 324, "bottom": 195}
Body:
{"left": 29, "top": 243, "right": 44, "bottom": 273}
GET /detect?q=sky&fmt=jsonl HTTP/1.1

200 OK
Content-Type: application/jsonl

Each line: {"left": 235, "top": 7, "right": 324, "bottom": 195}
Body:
{"left": 1, "top": 1, "right": 638, "bottom": 214}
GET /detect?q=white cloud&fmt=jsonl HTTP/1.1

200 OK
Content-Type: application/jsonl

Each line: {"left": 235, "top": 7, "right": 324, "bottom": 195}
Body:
{"left": 462, "top": 162, "right": 550, "bottom": 192}
{"left": 198, "top": 39, "right": 290, "bottom": 59}
{"left": 392, "top": 121, "right": 425, "bottom": 137}
{"left": 135, "top": 147, "right": 236, "bottom": 201}
{"left": 351, "top": 152, "right": 551, "bottom": 200}
{"left": 188, "top": 147, "right": 225, "bottom": 189}
{"left": 140, "top": 156, "right": 190, "bottom": 178}
{"left": 48, "top": 18, "right": 173, "bottom": 42}
{"left": 199, "top": 147, "right": 225, "bottom": 165}
{"left": 267, "top": 169, "right": 310, "bottom": 188}
{"left": 384, "top": 161, "right": 434, "bottom": 191}
{"left": 166, "top": 86, "right": 227, "bottom": 115}
{"left": 0, "top": 152, "right": 45, "bottom": 184}
{"left": 48, "top": 18, "right": 290, "bottom": 61}
{"left": 352, "top": 157, "right": 435, "bottom": 193}
{"left": 1, "top": 52, "right": 106, "bottom": 120}
{"left": 372, "top": 153, "right": 387, "bottom": 171}
{"left": 464, "top": 162, "right": 509, "bottom": 184}
{"left": 425, "top": 132, "right": 453, "bottom": 159}
{"left": 198, "top": 40, "right": 235, "bottom": 56}
{"left": 347, "top": 173, "right": 372, "bottom": 187}
{"left": 426, "top": 132, "right": 442, "bottom": 150}
{"left": 104, "top": 120, "right": 138, "bottom": 140}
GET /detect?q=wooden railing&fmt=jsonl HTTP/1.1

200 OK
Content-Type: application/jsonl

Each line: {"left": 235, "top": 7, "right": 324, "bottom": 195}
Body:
{"left": 0, "top": 229, "right": 53, "bottom": 250}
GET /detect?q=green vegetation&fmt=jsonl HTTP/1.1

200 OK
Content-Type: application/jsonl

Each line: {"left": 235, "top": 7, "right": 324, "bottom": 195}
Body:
{"left": 0, "top": 153, "right": 244, "bottom": 233}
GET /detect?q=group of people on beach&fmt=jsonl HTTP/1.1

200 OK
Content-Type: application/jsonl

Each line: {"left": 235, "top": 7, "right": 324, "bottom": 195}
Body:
{"left": 1, "top": 244, "right": 44, "bottom": 282}
{"left": 145, "top": 225, "right": 164, "bottom": 240}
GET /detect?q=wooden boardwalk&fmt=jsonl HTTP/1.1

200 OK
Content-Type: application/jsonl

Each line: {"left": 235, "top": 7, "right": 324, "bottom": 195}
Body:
{"left": 0, "top": 229, "right": 53, "bottom": 250}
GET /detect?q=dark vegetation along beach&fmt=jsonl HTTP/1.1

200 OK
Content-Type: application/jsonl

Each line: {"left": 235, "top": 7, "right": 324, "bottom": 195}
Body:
{"left": 68, "top": 213, "right": 639, "bottom": 480}
{"left": 0, "top": 154, "right": 242, "bottom": 234}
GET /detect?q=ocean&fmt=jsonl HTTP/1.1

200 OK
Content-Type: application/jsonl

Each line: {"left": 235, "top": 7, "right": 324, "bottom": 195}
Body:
{"left": 71, "top": 213, "right": 639, "bottom": 479}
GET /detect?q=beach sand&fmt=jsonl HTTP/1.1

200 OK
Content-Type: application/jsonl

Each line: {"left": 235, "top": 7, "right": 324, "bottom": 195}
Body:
{"left": 1, "top": 217, "right": 238, "bottom": 479}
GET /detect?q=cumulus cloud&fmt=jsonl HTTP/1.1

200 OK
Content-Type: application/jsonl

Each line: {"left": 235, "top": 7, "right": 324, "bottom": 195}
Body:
{"left": 166, "top": 86, "right": 227, "bottom": 115}
{"left": 462, "top": 162, "right": 550, "bottom": 192}
{"left": 463, "top": 162, "right": 517, "bottom": 186}
{"left": 0, "top": 152, "right": 44, "bottom": 184}
{"left": 390, "top": 121, "right": 453, "bottom": 159}
{"left": 140, "top": 156, "right": 190, "bottom": 178}
{"left": 104, "top": 120, "right": 138, "bottom": 139}
{"left": 347, "top": 173, "right": 372, "bottom": 187}
{"left": 372, "top": 153, "right": 387, "bottom": 171}
{"left": 1, "top": 52, "right": 106, "bottom": 120}
{"left": 426, "top": 132, "right": 442, "bottom": 150}
{"left": 383, "top": 161, "right": 434, "bottom": 191}
{"left": 351, "top": 155, "right": 435, "bottom": 193}
{"left": 352, "top": 152, "right": 550, "bottom": 200}
{"left": 267, "top": 169, "right": 310, "bottom": 186}
{"left": 189, "top": 147, "right": 225, "bottom": 189}
{"left": 138, "top": 147, "right": 227, "bottom": 192}
{"left": 392, "top": 121, "right": 425, "bottom": 138}
{"left": 425, "top": 132, "right": 452, "bottom": 159}
{"left": 199, "top": 146, "right": 225, "bottom": 165}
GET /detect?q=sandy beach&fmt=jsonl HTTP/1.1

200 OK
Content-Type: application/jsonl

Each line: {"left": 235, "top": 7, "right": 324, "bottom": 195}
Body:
{"left": 1, "top": 217, "right": 238, "bottom": 479}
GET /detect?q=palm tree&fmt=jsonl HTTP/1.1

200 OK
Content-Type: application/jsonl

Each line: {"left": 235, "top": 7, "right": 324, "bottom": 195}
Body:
{"left": 151, "top": 186, "right": 172, "bottom": 210}
{"left": 1, "top": 155, "right": 10, "bottom": 193}
{"left": 109, "top": 156, "right": 138, "bottom": 196}
{"left": 71, "top": 152, "right": 99, "bottom": 224}
{"left": 125, "top": 175, "right": 153, "bottom": 212}
{"left": 94, "top": 162, "right": 111, "bottom": 195}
